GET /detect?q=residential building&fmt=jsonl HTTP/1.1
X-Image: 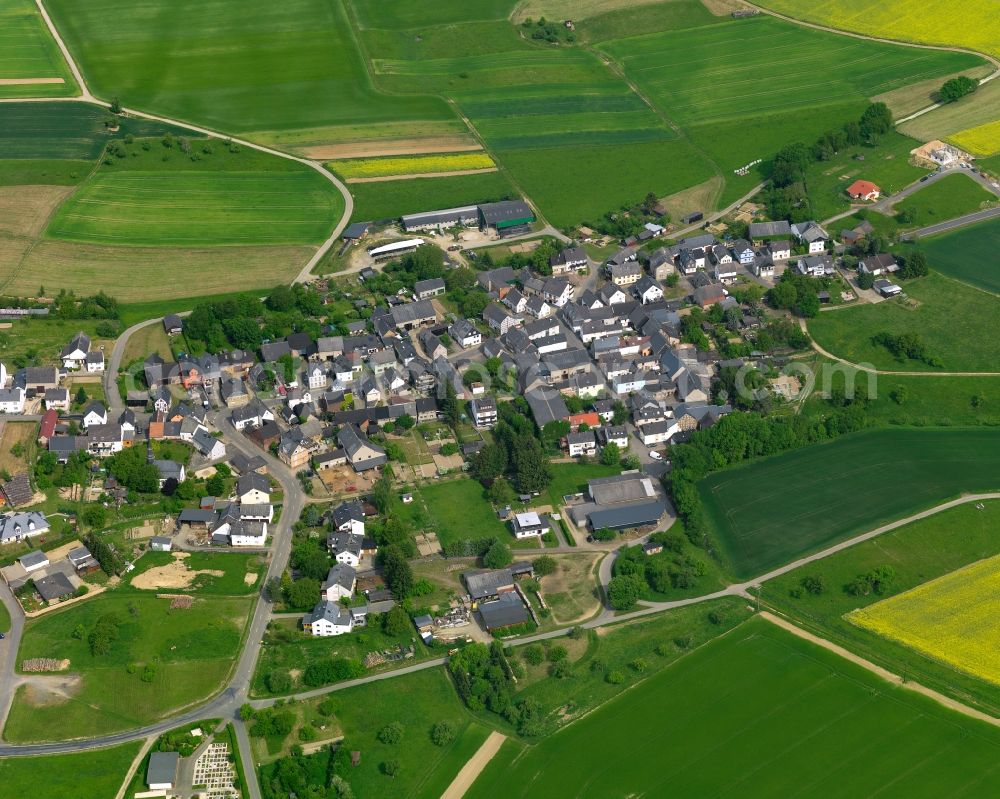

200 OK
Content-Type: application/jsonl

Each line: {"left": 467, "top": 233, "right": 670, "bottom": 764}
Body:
{"left": 237, "top": 472, "right": 270, "bottom": 504}
{"left": 0, "top": 511, "right": 49, "bottom": 544}
{"left": 791, "top": 221, "right": 829, "bottom": 253}
{"left": 338, "top": 424, "right": 387, "bottom": 472}
{"left": 303, "top": 600, "right": 354, "bottom": 636}
{"left": 322, "top": 563, "right": 357, "bottom": 601}
{"left": 60, "top": 331, "right": 90, "bottom": 370}
{"left": 413, "top": 277, "right": 446, "bottom": 299}
{"left": 0, "top": 387, "right": 25, "bottom": 414}
{"left": 846, "top": 179, "right": 881, "bottom": 201}
{"left": 859, "top": 253, "right": 899, "bottom": 276}
{"left": 566, "top": 429, "right": 597, "bottom": 457}
{"left": 470, "top": 396, "right": 498, "bottom": 428}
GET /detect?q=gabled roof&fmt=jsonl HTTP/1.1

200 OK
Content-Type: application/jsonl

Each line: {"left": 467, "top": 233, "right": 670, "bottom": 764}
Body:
{"left": 60, "top": 331, "right": 90, "bottom": 358}
{"left": 237, "top": 471, "right": 270, "bottom": 496}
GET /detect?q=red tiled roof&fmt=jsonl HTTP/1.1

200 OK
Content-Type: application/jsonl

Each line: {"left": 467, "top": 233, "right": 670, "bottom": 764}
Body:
{"left": 846, "top": 179, "right": 880, "bottom": 196}
{"left": 38, "top": 409, "right": 57, "bottom": 440}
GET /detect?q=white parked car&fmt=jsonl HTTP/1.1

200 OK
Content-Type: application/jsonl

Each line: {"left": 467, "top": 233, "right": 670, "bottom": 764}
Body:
{"left": 649, "top": 450, "right": 663, "bottom": 460}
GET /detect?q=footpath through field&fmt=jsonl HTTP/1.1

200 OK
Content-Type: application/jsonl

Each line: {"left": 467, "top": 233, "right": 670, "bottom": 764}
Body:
{"left": 440, "top": 731, "right": 507, "bottom": 799}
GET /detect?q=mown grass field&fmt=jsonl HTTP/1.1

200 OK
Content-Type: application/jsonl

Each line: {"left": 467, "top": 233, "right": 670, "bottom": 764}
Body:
{"left": 349, "top": 170, "right": 517, "bottom": 222}
{"left": 45, "top": 0, "right": 454, "bottom": 139}
{"left": 850, "top": 553, "right": 1000, "bottom": 686}
{"left": 764, "top": 500, "right": 1000, "bottom": 712}
{"left": 328, "top": 152, "right": 495, "bottom": 179}
{"left": 467, "top": 615, "right": 1000, "bottom": 799}
{"left": 756, "top": 0, "right": 1000, "bottom": 60}
{"left": 5, "top": 593, "right": 252, "bottom": 741}
{"left": 700, "top": 427, "right": 1000, "bottom": 578}
{"left": 0, "top": 741, "right": 142, "bottom": 799}
{"left": 808, "top": 271, "right": 999, "bottom": 372}
{"left": 950, "top": 118, "right": 1000, "bottom": 157}
{"left": 921, "top": 216, "right": 1000, "bottom": 294}
{"left": 0, "top": 0, "right": 76, "bottom": 98}
{"left": 891, "top": 173, "right": 996, "bottom": 227}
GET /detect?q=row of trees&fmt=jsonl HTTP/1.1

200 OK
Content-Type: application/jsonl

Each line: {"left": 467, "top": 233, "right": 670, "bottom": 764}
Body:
{"left": 871, "top": 331, "right": 940, "bottom": 367}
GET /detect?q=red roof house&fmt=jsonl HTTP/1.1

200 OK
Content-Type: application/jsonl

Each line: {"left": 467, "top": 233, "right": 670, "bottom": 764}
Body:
{"left": 37, "top": 409, "right": 58, "bottom": 444}
{"left": 567, "top": 412, "right": 601, "bottom": 431}
{"left": 845, "top": 180, "right": 881, "bottom": 201}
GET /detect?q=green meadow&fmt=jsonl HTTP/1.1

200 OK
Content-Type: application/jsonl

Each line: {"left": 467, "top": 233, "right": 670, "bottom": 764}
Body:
{"left": 892, "top": 173, "right": 996, "bottom": 228}
{"left": 700, "top": 427, "right": 1000, "bottom": 578}
{"left": 5, "top": 593, "right": 252, "bottom": 741}
{"left": 921, "top": 215, "right": 1000, "bottom": 294}
{"left": 0, "top": 0, "right": 76, "bottom": 98}
{"left": 349, "top": 170, "right": 517, "bottom": 222}
{"left": 0, "top": 741, "right": 142, "bottom": 799}
{"left": 808, "top": 271, "right": 999, "bottom": 372}
{"left": 467, "top": 617, "right": 1000, "bottom": 798}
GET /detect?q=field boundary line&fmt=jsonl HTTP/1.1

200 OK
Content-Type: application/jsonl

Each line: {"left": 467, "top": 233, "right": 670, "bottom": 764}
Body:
{"left": 759, "top": 611, "right": 1000, "bottom": 729}
{"left": 440, "top": 730, "right": 507, "bottom": 799}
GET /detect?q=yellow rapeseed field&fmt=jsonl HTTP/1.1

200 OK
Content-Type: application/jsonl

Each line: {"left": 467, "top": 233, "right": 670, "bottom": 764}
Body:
{"left": 757, "top": 0, "right": 1000, "bottom": 60}
{"left": 328, "top": 152, "right": 495, "bottom": 179}
{"left": 848, "top": 554, "right": 1000, "bottom": 686}
{"left": 950, "top": 119, "right": 1000, "bottom": 157}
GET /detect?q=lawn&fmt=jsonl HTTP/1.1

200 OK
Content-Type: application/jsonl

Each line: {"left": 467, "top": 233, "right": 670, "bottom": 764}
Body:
{"left": 699, "top": 427, "right": 1000, "bottom": 578}
{"left": 5, "top": 593, "right": 253, "bottom": 741}
{"left": 121, "top": 320, "right": 175, "bottom": 364}
{"left": 0, "top": 0, "right": 77, "bottom": 98}
{"left": 921, "top": 215, "right": 1000, "bottom": 294}
{"left": 467, "top": 615, "right": 1000, "bottom": 798}
{"left": 348, "top": 170, "right": 517, "bottom": 223}
{"left": 0, "top": 316, "right": 107, "bottom": 369}
{"left": 808, "top": 270, "right": 1000, "bottom": 372}
{"left": 891, "top": 173, "right": 996, "bottom": 227}
{"left": 0, "top": 741, "right": 142, "bottom": 799}
{"left": 251, "top": 617, "right": 433, "bottom": 697}
{"left": 544, "top": 461, "right": 621, "bottom": 508}
{"left": 45, "top": 0, "right": 454, "bottom": 139}
{"left": 764, "top": 499, "right": 1000, "bottom": 713}
{"left": 756, "top": 0, "right": 1000, "bottom": 60}
{"left": 46, "top": 138, "right": 341, "bottom": 247}
{"left": 0, "top": 420, "right": 36, "bottom": 476}
{"left": 850, "top": 553, "right": 1000, "bottom": 686}
{"left": 413, "top": 479, "right": 511, "bottom": 549}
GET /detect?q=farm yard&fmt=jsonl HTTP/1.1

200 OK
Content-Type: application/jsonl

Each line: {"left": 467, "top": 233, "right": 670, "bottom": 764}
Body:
{"left": 0, "top": 0, "right": 76, "bottom": 98}
{"left": 4, "top": 593, "right": 253, "bottom": 741}
{"left": 699, "top": 427, "right": 1000, "bottom": 578}
{"left": 890, "top": 172, "right": 996, "bottom": 228}
{"left": 466, "top": 616, "right": 1000, "bottom": 799}
{"left": 921, "top": 216, "right": 1000, "bottom": 294}
{"left": 849, "top": 554, "right": 1000, "bottom": 687}
{"left": 0, "top": 741, "right": 142, "bottom": 799}
{"left": 807, "top": 270, "right": 1000, "bottom": 372}
{"left": 765, "top": 500, "right": 1000, "bottom": 712}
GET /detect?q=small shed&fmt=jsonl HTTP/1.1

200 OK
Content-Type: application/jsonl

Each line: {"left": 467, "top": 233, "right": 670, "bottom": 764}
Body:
{"left": 19, "top": 550, "right": 48, "bottom": 573}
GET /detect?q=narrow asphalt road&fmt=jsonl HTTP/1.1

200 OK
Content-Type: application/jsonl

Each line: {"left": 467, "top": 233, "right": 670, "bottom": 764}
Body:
{"left": 901, "top": 205, "right": 1000, "bottom": 239}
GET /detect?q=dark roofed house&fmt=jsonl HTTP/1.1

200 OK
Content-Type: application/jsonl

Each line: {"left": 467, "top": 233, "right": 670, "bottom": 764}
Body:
{"left": 390, "top": 299, "right": 437, "bottom": 331}
{"left": 163, "top": 314, "right": 184, "bottom": 335}
{"left": 478, "top": 591, "right": 530, "bottom": 631}
{"left": 260, "top": 339, "right": 292, "bottom": 363}
{"left": 342, "top": 221, "right": 372, "bottom": 241}
{"left": 524, "top": 387, "right": 569, "bottom": 428}
{"left": 748, "top": 220, "right": 791, "bottom": 239}
{"left": 34, "top": 572, "right": 75, "bottom": 602}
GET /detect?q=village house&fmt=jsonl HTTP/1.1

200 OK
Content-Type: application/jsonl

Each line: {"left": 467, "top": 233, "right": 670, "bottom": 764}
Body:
{"left": 413, "top": 277, "right": 446, "bottom": 300}
{"left": 470, "top": 395, "right": 498, "bottom": 428}
{"left": 549, "top": 246, "right": 588, "bottom": 274}
{"left": 846, "top": 179, "right": 881, "bottom": 202}
{"left": 322, "top": 563, "right": 357, "bottom": 601}
{"left": 338, "top": 424, "right": 387, "bottom": 472}
{"left": 859, "top": 253, "right": 899, "bottom": 276}
{"left": 510, "top": 511, "right": 551, "bottom": 539}
{"left": 449, "top": 318, "right": 482, "bottom": 349}
{"left": 60, "top": 332, "right": 91, "bottom": 371}
{"left": 791, "top": 221, "right": 830, "bottom": 254}
{"left": 566, "top": 429, "right": 598, "bottom": 457}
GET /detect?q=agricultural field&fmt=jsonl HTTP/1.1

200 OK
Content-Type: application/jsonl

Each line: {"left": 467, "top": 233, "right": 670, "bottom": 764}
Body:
{"left": 764, "top": 500, "right": 1000, "bottom": 712}
{"left": 756, "top": 0, "right": 1000, "bottom": 60}
{"left": 808, "top": 271, "right": 1000, "bottom": 372}
{"left": 328, "top": 152, "right": 496, "bottom": 180}
{"left": 348, "top": 171, "right": 517, "bottom": 223}
{"left": 900, "top": 79, "right": 1000, "bottom": 143}
{"left": 873, "top": 64, "right": 994, "bottom": 119}
{"left": 920, "top": 216, "right": 1000, "bottom": 294}
{"left": 0, "top": 0, "right": 76, "bottom": 98}
{"left": 45, "top": 0, "right": 454, "bottom": 143}
{"left": 46, "top": 138, "right": 339, "bottom": 246}
{"left": 950, "top": 118, "right": 1000, "bottom": 157}
{"left": 467, "top": 616, "right": 1000, "bottom": 799}
{"left": 699, "top": 427, "right": 1000, "bottom": 578}
{"left": 890, "top": 172, "right": 996, "bottom": 227}
{"left": 0, "top": 741, "right": 142, "bottom": 799}
{"left": 850, "top": 554, "right": 1000, "bottom": 686}
{"left": 0, "top": 103, "right": 343, "bottom": 301}
{"left": 598, "top": 17, "right": 982, "bottom": 204}
{"left": 4, "top": 593, "right": 253, "bottom": 741}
